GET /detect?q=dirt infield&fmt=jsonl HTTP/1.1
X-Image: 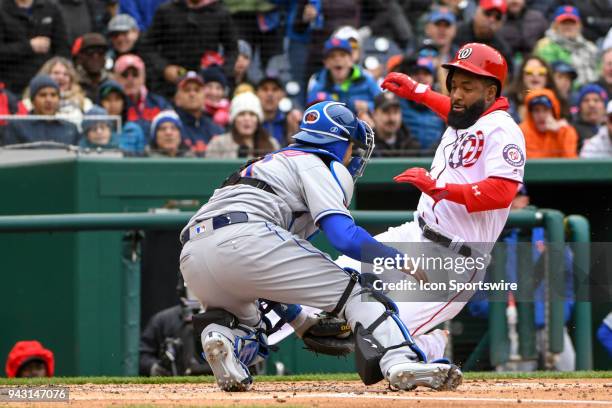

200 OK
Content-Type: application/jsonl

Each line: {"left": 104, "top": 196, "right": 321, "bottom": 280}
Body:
{"left": 3, "top": 378, "right": 612, "bottom": 407}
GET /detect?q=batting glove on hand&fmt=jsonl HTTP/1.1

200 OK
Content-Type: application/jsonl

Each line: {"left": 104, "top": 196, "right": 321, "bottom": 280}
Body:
{"left": 381, "top": 72, "right": 430, "bottom": 103}
{"left": 394, "top": 167, "right": 448, "bottom": 202}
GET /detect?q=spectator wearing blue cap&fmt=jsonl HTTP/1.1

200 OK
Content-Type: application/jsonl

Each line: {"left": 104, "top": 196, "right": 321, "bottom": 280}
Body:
{"left": 307, "top": 37, "right": 381, "bottom": 115}
{"left": 424, "top": 7, "right": 458, "bottom": 66}
{"left": 392, "top": 55, "right": 445, "bottom": 152}
{"left": 147, "top": 110, "right": 193, "bottom": 157}
{"left": 2, "top": 75, "right": 80, "bottom": 147}
{"left": 580, "top": 101, "right": 612, "bottom": 159}
{"left": 201, "top": 66, "right": 230, "bottom": 129}
{"left": 498, "top": 0, "right": 547, "bottom": 58}
{"left": 534, "top": 5, "right": 599, "bottom": 88}
{"left": 571, "top": 83, "right": 608, "bottom": 145}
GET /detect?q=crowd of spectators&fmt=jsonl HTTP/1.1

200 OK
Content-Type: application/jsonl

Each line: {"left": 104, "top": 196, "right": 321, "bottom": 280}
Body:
{"left": 0, "top": 0, "right": 611, "bottom": 159}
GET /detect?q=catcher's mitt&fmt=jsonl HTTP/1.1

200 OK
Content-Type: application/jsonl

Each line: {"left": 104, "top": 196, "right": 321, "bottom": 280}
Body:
{"left": 302, "top": 313, "right": 354, "bottom": 356}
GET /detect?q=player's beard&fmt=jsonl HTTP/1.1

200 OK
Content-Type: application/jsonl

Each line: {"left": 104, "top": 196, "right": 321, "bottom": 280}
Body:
{"left": 447, "top": 98, "right": 486, "bottom": 130}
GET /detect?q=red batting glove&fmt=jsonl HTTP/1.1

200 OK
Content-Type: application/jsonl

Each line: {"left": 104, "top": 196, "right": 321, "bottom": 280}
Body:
{"left": 393, "top": 168, "right": 448, "bottom": 202}
{"left": 381, "top": 72, "right": 430, "bottom": 103}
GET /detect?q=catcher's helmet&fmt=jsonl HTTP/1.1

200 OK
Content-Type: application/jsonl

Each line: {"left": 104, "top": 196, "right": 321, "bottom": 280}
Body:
{"left": 442, "top": 43, "right": 508, "bottom": 97}
{"left": 293, "top": 101, "right": 374, "bottom": 180}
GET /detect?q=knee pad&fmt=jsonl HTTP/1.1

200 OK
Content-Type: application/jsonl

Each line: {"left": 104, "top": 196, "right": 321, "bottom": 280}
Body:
{"left": 192, "top": 308, "right": 270, "bottom": 367}
{"left": 354, "top": 281, "right": 427, "bottom": 385}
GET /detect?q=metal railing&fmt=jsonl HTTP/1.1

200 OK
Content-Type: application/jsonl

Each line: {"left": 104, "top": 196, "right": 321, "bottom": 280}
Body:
{"left": 0, "top": 209, "right": 592, "bottom": 371}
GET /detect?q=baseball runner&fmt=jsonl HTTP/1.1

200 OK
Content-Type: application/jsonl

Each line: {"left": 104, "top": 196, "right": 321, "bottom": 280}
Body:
{"left": 332, "top": 42, "right": 526, "bottom": 361}
{"left": 179, "top": 101, "right": 463, "bottom": 392}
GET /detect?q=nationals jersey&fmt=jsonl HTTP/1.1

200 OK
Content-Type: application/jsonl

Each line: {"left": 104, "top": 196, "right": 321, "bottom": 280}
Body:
{"left": 417, "top": 109, "right": 525, "bottom": 245}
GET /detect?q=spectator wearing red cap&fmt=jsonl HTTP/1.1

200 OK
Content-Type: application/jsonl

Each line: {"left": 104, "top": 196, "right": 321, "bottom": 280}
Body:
{"left": 5, "top": 340, "right": 54, "bottom": 378}
{"left": 452, "top": 0, "right": 514, "bottom": 76}
{"left": 142, "top": 0, "right": 238, "bottom": 100}
{"left": 534, "top": 5, "right": 599, "bottom": 88}
{"left": 497, "top": 0, "right": 547, "bottom": 59}
{"left": 174, "top": 71, "right": 223, "bottom": 156}
{"left": 115, "top": 53, "right": 171, "bottom": 139}
{"left": 73, "top": 32, "right": 112, "bottom": 101}
{"left": 0, "top": 0, "right": 70, "bottom": 95}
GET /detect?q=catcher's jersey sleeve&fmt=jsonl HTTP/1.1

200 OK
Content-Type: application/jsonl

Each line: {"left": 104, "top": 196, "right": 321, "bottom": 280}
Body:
{"left": 299, "top": 163, "right": 352, "bottom": 225}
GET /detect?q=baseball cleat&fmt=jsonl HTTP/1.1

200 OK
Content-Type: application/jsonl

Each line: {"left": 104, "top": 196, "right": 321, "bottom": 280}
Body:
{"left": 386, "top": 361, "right": 459, "bottom": 391}
{"left": 203, "top": 331, "right": 253, "bottom": 392}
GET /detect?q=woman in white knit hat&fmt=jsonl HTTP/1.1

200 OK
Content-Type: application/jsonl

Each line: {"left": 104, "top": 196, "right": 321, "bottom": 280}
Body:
{"left": 206, "top": 92, "right": 279, "bottom": 159}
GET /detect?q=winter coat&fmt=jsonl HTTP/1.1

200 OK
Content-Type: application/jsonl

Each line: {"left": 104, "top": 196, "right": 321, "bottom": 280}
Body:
{"left": 534, "top": 28, "right": 599, "bottom": 88}
{"left": 520, "top": 88, "right": 578, "bottom": 158}
{"left": 579, "top": 125, "right": 612, "bottom": 158}
{"left": 0, "top": 0, "right": 70, "bottom": 94}
{"left": 2, "top": 117, "right": 79, "bottom": 147}
{"left": 307, "top": 66, "right": 381, "bottom": 113}
{"left": 498, "top": 7, "right": 548, "bottom": 57}
{"left": 175, "top": 107, "right": 224, "bottom": 156}
{"left": 400, "top": 99, "right": 445, "bottom": 151}
{"left": 142, "top": 0, "right": 238, "bottom": 96}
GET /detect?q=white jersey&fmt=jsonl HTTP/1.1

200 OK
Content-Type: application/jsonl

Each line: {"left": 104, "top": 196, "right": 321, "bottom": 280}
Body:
{"left": 417, "top": 109, "right": 525, "bottom": 244}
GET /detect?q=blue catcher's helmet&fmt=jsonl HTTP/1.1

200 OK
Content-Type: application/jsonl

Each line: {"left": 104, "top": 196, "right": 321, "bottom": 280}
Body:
{"left": 293, "top": 101, "right": 374, "bottom": 180}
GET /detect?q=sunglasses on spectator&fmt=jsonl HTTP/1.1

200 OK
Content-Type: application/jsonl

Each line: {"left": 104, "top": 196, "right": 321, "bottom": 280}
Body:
{"left": 483, "top": 9, "right": 503, "bottom": 21}
{"left": 121, "top": 69, "right": 140, "bottom": 78}
{"left": 83, "top": 47, "right": 106, "bottom": 57}
{"left": 524, "top": 67, "right": 548, "bottom": 76}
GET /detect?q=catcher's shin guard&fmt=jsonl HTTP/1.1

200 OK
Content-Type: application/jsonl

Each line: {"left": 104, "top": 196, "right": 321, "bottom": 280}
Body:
{"left": 353, "top": 279, "right": 427, "bottom": 385}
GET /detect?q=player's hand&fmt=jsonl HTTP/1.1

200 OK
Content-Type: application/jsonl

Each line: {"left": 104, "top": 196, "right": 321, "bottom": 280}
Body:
{"left": 394, "top": 168, "right": 448, "bottom": 201}
{"left": 381, "top": 72, "right": 429, "bottom": 103}
{"left": 30, "top": 36, "right": 51, "bottom": 54}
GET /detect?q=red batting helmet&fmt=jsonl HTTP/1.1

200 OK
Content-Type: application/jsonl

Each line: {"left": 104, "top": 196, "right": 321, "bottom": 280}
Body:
{"left": 442, "top": 43, "right": 508, "bottom": 97}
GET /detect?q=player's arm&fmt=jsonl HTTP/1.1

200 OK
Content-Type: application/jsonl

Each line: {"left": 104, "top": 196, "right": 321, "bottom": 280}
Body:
{"left": 394, "top": 168, "right": 518, "bottom": 213}
{"left": 319, "top": 213, "right": 400, "bottom": 263}
{"left": 381, "top": 72, "right": 450, "bottom": 121}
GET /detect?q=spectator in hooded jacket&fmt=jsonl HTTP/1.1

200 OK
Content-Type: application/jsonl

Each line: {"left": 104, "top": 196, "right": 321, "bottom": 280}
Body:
{"left": 520, "top": 88, "right": 578, "bottom": 159}
{"left": 173, "top": 71, "right": 223, "bottom": 156}
{"left": 79, "top": 105, "right": 119, "bottom": 150}
{"left": 147, "top": 110, "right": 193, "bottom": 157}
{"left": 114, "top": 53, "right": 170, "bottom": 139}
{"left": 534, "top": 5, "right": 599, "bottom": 89}
{"left": 142, "top": 0, "right": 238, "bottom": 99}
{"left": 201, "top": 66, "right": 230, "bottom": 129}
{"left": 0, "top": 0, "right": 70, "bottom": 95}
{"left": 3, "top": 75, "right": 79, "bottom": 147}
{"left": 498, "top": 0, "right": 547, "bottom": 59}
{"left": 580, "top": 101, "right": 612, "bottom": 159}
{"left": 98, "top": 79, "right": 146, "bottom": 155}
{"left": 5, "top": 341, "right": 54, "bottom": 378}
{"left": 307, "top": 37, "right": 381, "bottom": 115}
{"left": 571, "top": 84, "right": 608, "bottom": 146}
